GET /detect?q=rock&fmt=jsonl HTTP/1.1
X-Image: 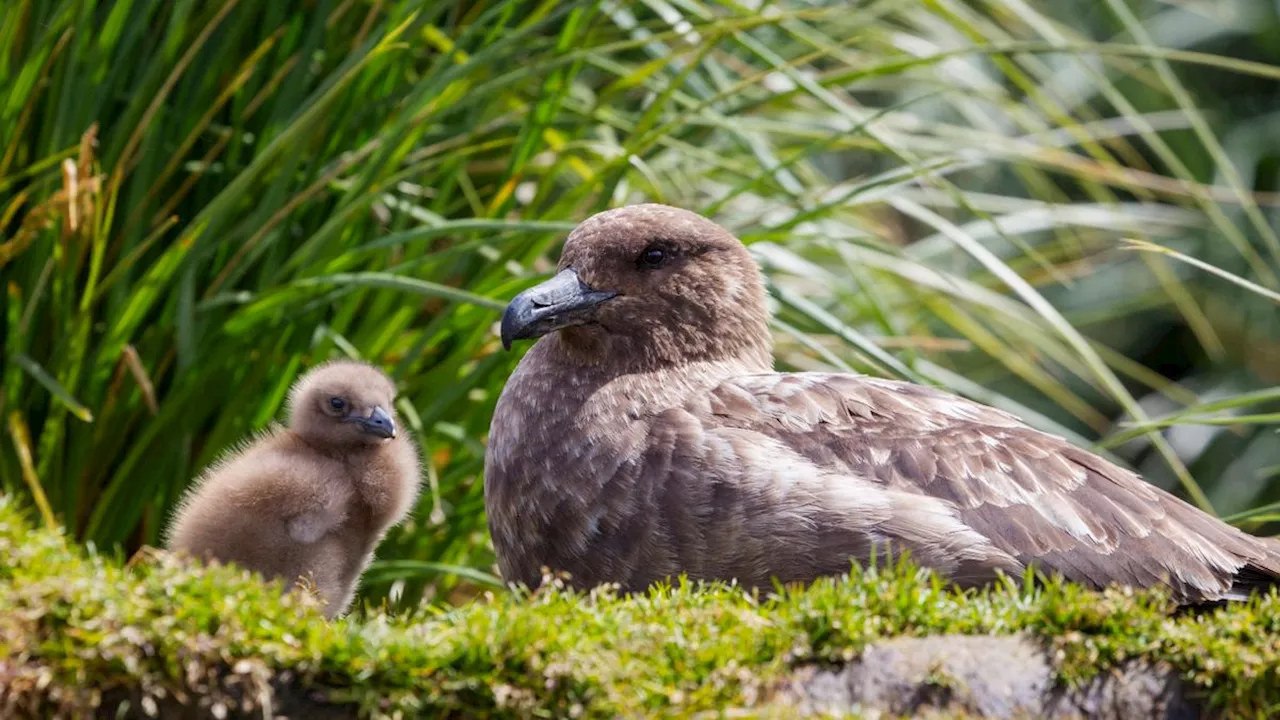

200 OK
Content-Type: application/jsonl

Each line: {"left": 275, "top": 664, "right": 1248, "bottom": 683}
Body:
{"left": 779, "top": 634, "right": 1204, "bottom": 719}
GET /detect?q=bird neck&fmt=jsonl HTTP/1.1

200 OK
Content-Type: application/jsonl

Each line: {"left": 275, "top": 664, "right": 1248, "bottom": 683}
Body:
{"left": 548, "top": 320, "right": 773, "bottom": 377}
{"left": 291, "top": 431, "right": 397, "bottom": 460}
{"left": 496, "top": 338, "right": 765, "bottom": 441}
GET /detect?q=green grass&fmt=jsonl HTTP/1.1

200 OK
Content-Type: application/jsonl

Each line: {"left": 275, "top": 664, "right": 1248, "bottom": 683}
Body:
{"left": 1, "top": 0, "right": 1279, "bottom": 617}
{"left": 4, "top": 494, "right": 1280, "bottom": 718}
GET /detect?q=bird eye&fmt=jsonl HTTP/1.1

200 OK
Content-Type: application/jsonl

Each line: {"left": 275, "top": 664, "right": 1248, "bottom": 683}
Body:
{"left": 328, "top": 397, "right": 346, "bottom": 412}
{"left": 637, "top": 245, "right": 670, "bottom": 269}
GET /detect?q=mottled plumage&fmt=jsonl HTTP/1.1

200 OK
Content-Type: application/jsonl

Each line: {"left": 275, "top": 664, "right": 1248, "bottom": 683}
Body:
{"left": 486, "top": 203, "right": 1280, "bottom": 604}
{"left": 165, "top": 361, "right": 420, "bottom": 618}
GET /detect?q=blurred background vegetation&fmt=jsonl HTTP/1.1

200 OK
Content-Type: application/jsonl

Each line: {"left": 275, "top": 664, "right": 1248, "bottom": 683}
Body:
{"left": 2, "top": 0, "right": 1278, "bottom": 615}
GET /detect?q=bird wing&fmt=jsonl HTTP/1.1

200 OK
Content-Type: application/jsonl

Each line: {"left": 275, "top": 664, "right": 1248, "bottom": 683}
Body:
{"left": 698, "top": 371, "right": 1280, "bottom": 603}
{"left": 177, "top": 435, "right": 351, "bottom": 540}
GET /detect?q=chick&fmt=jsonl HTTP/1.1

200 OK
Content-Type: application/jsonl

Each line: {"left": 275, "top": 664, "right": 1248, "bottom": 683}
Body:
{"left": 165, "top": 361, "right": 421, "bottom": 618}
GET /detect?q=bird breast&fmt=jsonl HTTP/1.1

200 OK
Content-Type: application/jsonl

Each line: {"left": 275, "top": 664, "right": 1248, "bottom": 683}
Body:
{"left": 484, "top": 349, "right": 823, "bottom": 590}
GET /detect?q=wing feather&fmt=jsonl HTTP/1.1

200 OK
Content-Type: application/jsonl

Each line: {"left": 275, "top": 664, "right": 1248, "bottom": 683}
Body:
{"left": 702, "top": 371, "right": 1280, "bottom": 603}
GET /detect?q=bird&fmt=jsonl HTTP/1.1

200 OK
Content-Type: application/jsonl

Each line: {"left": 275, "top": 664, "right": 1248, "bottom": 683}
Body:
{"left": 165, "top": 360, "right": 421, "bottom": 618}
{"left": 485, "top": 203, "right": 1280, "bottom": 605}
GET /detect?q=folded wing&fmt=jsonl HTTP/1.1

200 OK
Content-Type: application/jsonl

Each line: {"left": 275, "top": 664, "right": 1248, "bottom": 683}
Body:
{"left": 698, "top": 372, "right": 1280, "bottom": 603}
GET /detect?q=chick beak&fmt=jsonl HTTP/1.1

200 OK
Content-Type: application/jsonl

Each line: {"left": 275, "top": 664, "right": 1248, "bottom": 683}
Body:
{"left": 500, "top": 268, "right": 617, "bottom": 350}
{"left": 358, "top": 406, "right": 397, "bottom": 439}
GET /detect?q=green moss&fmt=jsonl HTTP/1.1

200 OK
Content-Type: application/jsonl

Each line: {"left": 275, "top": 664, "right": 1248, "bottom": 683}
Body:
{"left": 2, "top": 493, "right": 1278, "bottom": 718}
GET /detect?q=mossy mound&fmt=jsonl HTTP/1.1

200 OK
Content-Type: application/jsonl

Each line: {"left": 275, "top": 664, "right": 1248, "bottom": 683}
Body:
{"left": 2, "top": 494, "right": 1278, "bottom": 718}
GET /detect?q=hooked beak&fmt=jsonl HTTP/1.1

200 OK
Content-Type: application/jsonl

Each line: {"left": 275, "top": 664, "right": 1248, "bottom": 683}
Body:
{"left": 500, "top": 268, "right": 617, "bottom": 350}
{"left": 352, "top": 405, "right": 396, "bottom": 439}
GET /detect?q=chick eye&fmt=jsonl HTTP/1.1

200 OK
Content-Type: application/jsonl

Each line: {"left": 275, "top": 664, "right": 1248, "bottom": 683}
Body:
{"left": 328, "top": 397, "right": 346, "bottom": 412}
{"left": 637, "top": 245, "right": 670, "bottom": 269}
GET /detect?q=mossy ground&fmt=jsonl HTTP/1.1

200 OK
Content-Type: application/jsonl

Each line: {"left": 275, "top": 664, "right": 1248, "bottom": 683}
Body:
{"left": 2, "top": 494, "right": 1278, "bottom": 719}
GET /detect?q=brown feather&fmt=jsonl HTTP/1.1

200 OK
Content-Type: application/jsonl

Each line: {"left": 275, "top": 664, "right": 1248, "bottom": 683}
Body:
{"left": 165, "top": 362, "right": 421, "bottom": 618}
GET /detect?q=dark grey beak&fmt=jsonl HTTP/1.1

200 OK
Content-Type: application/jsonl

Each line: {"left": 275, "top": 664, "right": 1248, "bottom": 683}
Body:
{"left": 500, "top": 268, "right": 617, "bottom": 350}
{"left": 356, "top": 405, "right": 396, "bottom": 439}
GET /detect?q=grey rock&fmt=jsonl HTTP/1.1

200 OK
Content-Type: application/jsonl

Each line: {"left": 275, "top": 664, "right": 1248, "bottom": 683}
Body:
{"left": 780, "top": 634, "right": 1204, "bottom": 719}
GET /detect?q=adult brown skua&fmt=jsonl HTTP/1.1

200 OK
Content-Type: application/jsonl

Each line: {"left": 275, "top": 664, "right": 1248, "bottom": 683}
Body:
{"left": 485, "top": 203, "right": 1280, "bottom": 605}
{"left": 165, "top": 361, "right": 420, "bottom": 618}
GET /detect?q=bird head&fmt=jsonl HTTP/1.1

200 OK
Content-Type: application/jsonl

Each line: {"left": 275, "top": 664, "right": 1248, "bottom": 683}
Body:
{"left": 287, "top": 361, "right": 401, "bottom": 447}
{"left": 500, "top": 204, "right": 773, "bottom": 370}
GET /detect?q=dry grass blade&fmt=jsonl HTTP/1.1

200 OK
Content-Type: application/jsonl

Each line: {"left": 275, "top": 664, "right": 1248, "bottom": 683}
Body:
{"left": 1122, "top": 238, "right": 1280, "bottom": 305}
{"left": 7, "top": 411, "right": 56, "bottom": 528}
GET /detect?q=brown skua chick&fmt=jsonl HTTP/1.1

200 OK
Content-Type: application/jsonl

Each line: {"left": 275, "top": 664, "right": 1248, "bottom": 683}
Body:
{"left": 166, "top": 361, "right": 420, "bottom": 618}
